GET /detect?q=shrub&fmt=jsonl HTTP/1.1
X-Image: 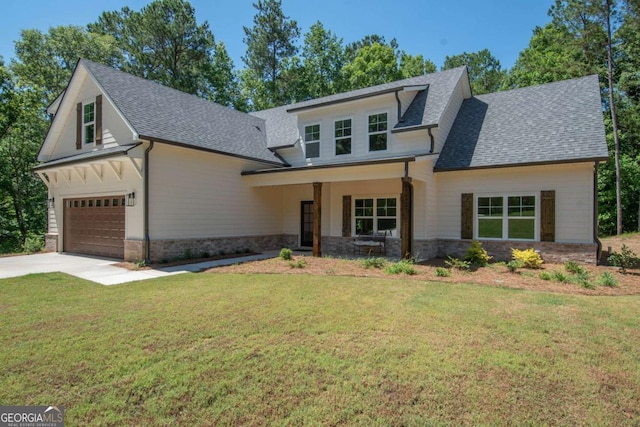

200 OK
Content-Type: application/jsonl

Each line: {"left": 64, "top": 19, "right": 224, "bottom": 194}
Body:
{"left": 570, "top": 270, "right": 594, "bottom": 289}
{"left": 511, "top": 248, "right": 543, "bottom": 269}
{"left": 22, "top": 235, "right": 44, "bottom": 254}
{"left": 444, "top": 256, "right": 471, "bottom": 271}
{"left": 384, "top": 259, "right": 417, "bottom": 275}
{"left": 362, "top": 257, "right": 387, "bottom": 269}
{"left": 607, "top": 244, "right": 640, "bottom": 273}
{"left": 506, "top": 260, "right": 522, "bottom": 273}
{"left": 279, "top": 248, "right": 293, "bottom": 260}
{"left": 564, "top": 261, "right": 585, "bottom": 275}
{"left": 597, "top": 271, "right": 618, "bottom": 287}
{"left": 134, "top": 259, "right": 148, "bottom": 269}
{"left": 552, "top": 270, "right": 568, "bottom": 283}
{"left": 289, "top": 258, "right": 306, "bottom": 269}
{"left": 463, "top": 240, "right": 492, "bottom": 266}
{"left": 539, "top": 271, "right": 553, "bottom": 281}
{"left": 435, "top": 267, "right": 451, "bottom": 277}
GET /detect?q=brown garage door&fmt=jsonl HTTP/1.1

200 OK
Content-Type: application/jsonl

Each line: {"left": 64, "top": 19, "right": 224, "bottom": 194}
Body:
{"left": 64, "top": 196, "right": 125, "bottom": 259}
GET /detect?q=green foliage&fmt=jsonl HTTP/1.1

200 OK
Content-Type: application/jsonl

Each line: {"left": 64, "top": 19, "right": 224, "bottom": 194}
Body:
{"left": 444, "top": 256, "right": 471, "bottom": 271}
{"left": 463, "top": 240, "right": 492, "bottom": 266}
{"left": 342, "top": 42, "right": 400, "bottom": 90}
{"left": 21, "top": 234, "right": 44, "bottom": 254}
{"left": 511, "top": 248, "right": 543, "bottom": 269}
{"left": 569, "top": 270, "right": 594, "bottom": 289}
{"left": 300, "top": 21, "right": 346, "bottom": 99}
{"left": 539, "top": 271, "right": 554, "bottom": 281}
{"left": 279, "top": 248, "right": 293, "bottom": 260}
{"left": 507, "top": 260, "right": 522, "bottom": 273}
{"left": 607, "top": 244, "right": 640, "bottom": 273}
{"left": 564, "top": 261, "right": 585, "bottom": 275}
{"left": 442, "top": 48, "right": 506, "bottom": 94}
{"left": 384, "top": 259, "right": 417, "bottom": 275}
{"left": 134, "top": 259, "right": 149, "bottom": 268}
{"left": 361, "top": 257, "right": 387, "bottom": 269}
{"left": 435, "top": 267, "right": 451, "bottom": 277}
{"left": 552, "top": 270, "right": 569, "bottom": 283}
{"left": 289, "top": 258, "right": 306, "bottom": 269}
{"left": 597, "top": 271, "right": 619, "bottom": 287}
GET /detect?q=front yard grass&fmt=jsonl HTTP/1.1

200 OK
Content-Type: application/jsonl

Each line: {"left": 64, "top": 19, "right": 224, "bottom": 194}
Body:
{"left": 1, "top": 272, "right": 639, "bottom": 425}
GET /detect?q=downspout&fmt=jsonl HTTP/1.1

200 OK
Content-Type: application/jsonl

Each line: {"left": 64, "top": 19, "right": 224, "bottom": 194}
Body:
{"left": 144, "top": 141, "right": 154, "bottom": 263}
{"left": 427, "top": 127, "right": 435, "bottom": 154}
{"left": 593, "top": 161, "right": 602, "bottom": 265}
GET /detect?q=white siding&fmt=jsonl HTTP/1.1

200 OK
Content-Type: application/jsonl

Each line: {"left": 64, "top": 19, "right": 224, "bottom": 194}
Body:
{"left": 434, "top": 163, "right": 595, "bottom": 243}
{"left": 148, "top": 144, "right": 283, "bottom": 239}
{"left": 433, "top": 76, "right": 465, "bottom": 153}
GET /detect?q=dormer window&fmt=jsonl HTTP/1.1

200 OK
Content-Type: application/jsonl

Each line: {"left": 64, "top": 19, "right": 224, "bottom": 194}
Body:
{"left": 368, "top": 112, "right": 388, "bottom": 151}
{"left": 304, "top": 124, "right": 320, "bottom": 158}
{"left": 83, "top": 101, "right": 95, "bottom": 144}
{"left": 335, "top": 119, "right": 352, "bottom": 155}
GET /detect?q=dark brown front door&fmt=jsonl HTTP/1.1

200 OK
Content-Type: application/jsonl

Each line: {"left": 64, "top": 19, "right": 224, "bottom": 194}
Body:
{"left": 300, "top": 201, "right": 313, "bottom": 247}
{"left": 63, "top": 196, "right": 125, "bottom": 259}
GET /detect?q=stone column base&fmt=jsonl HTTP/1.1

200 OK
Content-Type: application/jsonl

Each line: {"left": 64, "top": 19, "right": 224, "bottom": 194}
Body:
{"left": 45, "top": 234, "right": 59, "bottom": 252}
{"left": 124, "top": 239, "right": 146, "bottom": 262}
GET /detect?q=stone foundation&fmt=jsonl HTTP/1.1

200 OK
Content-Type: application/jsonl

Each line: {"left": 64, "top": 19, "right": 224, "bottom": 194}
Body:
{"left": 124, "top": 239, "right": 146, "bottom": 262}
{"left": 322, "top": 236, "right": 403, "bottom": 258}
{"left": 437, "top": 239, "right": 599, "bottom": 264}
{"left": 148, "top": 234, "right": 297, "bottom": 263}
{"left": 45, "top": 234, "right": 58, "bottom": 252}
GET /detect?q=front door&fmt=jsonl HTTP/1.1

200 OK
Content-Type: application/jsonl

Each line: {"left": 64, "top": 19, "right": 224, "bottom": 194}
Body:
{"left": 300, "top": 201, "right": 314, "bottom": 247}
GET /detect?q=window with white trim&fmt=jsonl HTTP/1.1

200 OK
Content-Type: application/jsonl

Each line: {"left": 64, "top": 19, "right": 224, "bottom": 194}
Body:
{"left": 304, "top": 124, "right": 320, "bottom": 158}
{"left": 368, "top": 112, "right": 388, "bottom": 151}
{"left": 477, "top": 195, "right": 536, "bottom": 240}
{"left": 83, "top": 101, "right": 95, "bottom": 144}
{"left": 335, "top": 119, "right": 352, "bottom": 155}
{"left": 355, "top": 197, "right": 397, "bottom": 236}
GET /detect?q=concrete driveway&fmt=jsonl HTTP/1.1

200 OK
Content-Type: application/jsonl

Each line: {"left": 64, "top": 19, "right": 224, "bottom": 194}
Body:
{"left": 0, "top": 251, "right": 277, "bottom": 285}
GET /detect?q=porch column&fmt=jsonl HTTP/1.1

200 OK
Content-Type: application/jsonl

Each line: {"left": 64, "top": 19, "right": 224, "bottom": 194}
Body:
{"left": 401, "top": 177, "right": 413, "bottom": 259}
{"left": 313, "top": 182, "right": 322, "bottom": 257}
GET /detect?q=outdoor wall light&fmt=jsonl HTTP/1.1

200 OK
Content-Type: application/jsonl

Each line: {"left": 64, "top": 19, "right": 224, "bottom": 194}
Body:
{"left": 126, "top": 192, "right": 135, "bottom": 207}
{"left": 47, "top": 197, "right": 55, "bottom": 208}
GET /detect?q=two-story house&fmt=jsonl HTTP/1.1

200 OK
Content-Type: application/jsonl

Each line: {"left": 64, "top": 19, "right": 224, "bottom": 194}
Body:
{"left": 34, "top": 59, "right": 609, "bottom": 263}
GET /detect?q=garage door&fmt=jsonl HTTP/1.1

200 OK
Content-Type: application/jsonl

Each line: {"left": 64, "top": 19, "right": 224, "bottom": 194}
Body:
{"left": 63, "top": 196, "right": 125, "bottom": 258}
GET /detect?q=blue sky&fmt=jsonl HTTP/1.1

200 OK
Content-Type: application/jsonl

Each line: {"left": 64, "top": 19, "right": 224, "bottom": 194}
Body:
{"left": 1, "top": 0, "right": 553, "bottom": 71}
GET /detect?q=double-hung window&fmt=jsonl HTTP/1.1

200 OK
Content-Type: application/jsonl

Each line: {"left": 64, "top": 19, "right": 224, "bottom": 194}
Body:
{"left": 334, "top": 119, "right": 352, "bottom": 155}
{"left": 304, "top": 124, "right": 320, "bottom": 158}
{"left": 83, "top": 101, "right": 95, "bottom": 144}
{"left": 355, "top": 197, "right": 397, "bottom": 236}
{"left": 368, "top": 112, "right": 388, "bottom": 151}
{"left": 477, "top": 195, "right": 536, "bottom": 240}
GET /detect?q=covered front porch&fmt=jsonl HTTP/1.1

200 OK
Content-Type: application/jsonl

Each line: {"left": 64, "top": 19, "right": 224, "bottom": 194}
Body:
{"left": 242, "top": 155, "right": 435, "bottom": 259}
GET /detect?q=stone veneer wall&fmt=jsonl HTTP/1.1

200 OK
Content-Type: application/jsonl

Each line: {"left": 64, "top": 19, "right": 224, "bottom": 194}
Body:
{"left": 437, "top": 239, "right": 598, "bottom": 264}
{"left": 124, "top": 239, "right": 145, "bottom": 262}
{"left": 149, "top": 234, "right": 297, "bottom": 262}
{"left": 45, "top": 234, "right": 58, "bottom": 252}
{"left": 322, "top": 236, "right": 403, "bottom": 258}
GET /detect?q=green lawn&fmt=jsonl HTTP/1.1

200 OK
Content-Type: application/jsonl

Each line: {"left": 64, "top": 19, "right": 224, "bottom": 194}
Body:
{"left": 1, "top": 273, "right": 639, "bottom": 426}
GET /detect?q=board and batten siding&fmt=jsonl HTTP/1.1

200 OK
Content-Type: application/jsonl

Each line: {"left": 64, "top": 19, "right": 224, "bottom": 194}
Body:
{"left": 434, "top": 163, "right": 595, "bottom": 243}
{"left": 50, "top": 75, "right": 135, "bottom": 160}
{"left": 148, "top": 144, "right": 283, "bottom": 239}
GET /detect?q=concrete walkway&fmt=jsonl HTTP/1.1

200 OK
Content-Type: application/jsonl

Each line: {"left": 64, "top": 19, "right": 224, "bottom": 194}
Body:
{"left": 0, "top": 251, "right": 279, "bottom": 285}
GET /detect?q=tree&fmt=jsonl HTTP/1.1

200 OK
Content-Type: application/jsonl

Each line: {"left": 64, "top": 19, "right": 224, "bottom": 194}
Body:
{"left": 11, "top": 26, "right": 120, "bottom": 103}
{"left": 300, "top": 21, "right": 346, "bottom": 99}
{"left": 342, "top": 42, "right": 401, "bottom": 90}
{"left": 399, "top": 52, "right": 436, "bottom": 79}
{"left": 443, "top": 49, "right": 506, "bottom": 94}
{"left": 242, "top": 0, "right": 300, "bottom": 108}
{"left": 89, "top": 0, "right": 239, "bottom": 106}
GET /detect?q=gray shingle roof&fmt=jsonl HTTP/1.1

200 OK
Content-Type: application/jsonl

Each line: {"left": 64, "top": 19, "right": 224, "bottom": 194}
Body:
{"left": 435, "top": 75, "right": 609, "bottom": 171}
{"left": 81, "top": 59, "right": 285, "bottom": 166}
{"left": 34, "top": 144, "right": 140, "bottom": 170}
{"left": 252, "top": 67, "right": 467, "bottom": 148}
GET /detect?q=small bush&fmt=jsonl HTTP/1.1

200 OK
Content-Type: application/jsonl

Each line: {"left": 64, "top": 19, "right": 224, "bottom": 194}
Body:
{"left": 279, "top": 248, "right": 293, "bottom": 260}
{"left": 289, "top": 258, "right": 306, "bottom": 269}
{"left": 511, "top": 248, "right": 543, "bottom": 269}
{"left": 463, "top": 240, "right": 492, "bottom": 266}
{"left": 564, "top": 261, "right": 585, "bottom": 275}
{"left": 539, "top": 271, "right": 553, "bottom": 281}
{"left": 435, "top": 267, "right": 451, "bottom": 277}
{"left": 384, "top": 259, "right": 417, "bottom": 275}
{"left": 570, "top": 270, "right": 594, "bottom": 289}
{"left": 506, "top": 260, "right": 522, "bottom": 273}
{"left": 552, "top": 270, "right": 569, "bottom": 283}
{"left": 362, "top": 257, "right": 387, "bottom": 269}
{"left": 22, "top": 235, "right": 44, "bottom": 254}
{"left": 444, "top": 256, "right": 471, "bottom": 271}
{"left": 134, "top": 259, "right": 148, "bottom": 269}
{"left": 597, "top": 271, "right": 618, "bottom": 287}
{"left": 607, "top": 244, "right": 640, "bottom": 273}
